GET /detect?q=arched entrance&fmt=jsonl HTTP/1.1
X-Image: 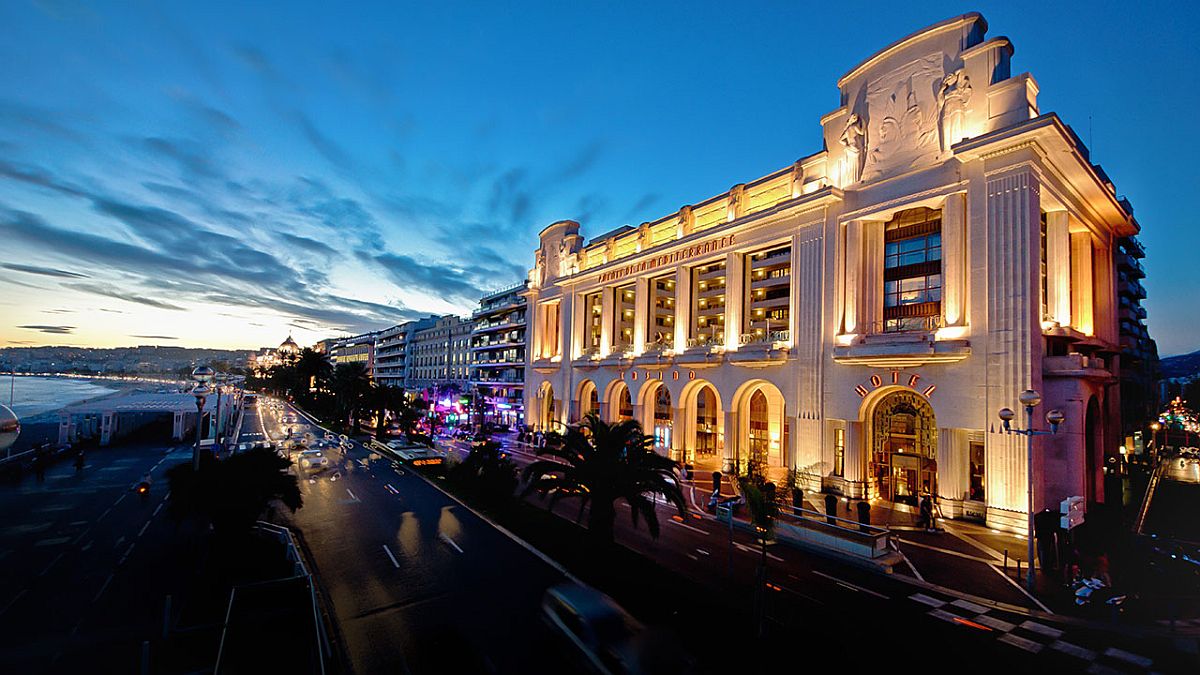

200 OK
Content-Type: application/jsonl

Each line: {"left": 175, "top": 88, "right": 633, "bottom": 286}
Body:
{"left": 693, "top": 384, "right": 721, "bottom": 463}
{"left": 537, "top": 382, "right": 556, "bottom": 431}
{"left": 869, "top": 390, "right": 937, "bottom": 506}
{"left": 640, "top": 381, "right": 673, "bottom": 456}
{"left": 577, "top": 380, "right": 598, "bottom": 420}
{"left": 607, "top": 381, "right": 633, "bottom": 423}
{"left": 731, "top": 380, "right": 787, "bottom": 473}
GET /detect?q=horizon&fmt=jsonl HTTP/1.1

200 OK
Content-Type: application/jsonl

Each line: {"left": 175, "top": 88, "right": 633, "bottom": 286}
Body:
{"left": 1, "top": 2, "right": 1197, "bottom": 354}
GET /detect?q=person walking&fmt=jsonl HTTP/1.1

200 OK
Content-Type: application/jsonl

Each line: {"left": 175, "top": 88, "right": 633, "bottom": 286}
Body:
{"left": 34, "top": 450, "right": 46, "bottom": 482}
{"left": 918, "top": 494, "right": 934, "bottom": 531}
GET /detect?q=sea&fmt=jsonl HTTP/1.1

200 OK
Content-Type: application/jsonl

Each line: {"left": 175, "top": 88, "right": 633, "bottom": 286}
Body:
{"left": 2, "top": 375, "right": 121, "bottom": 421}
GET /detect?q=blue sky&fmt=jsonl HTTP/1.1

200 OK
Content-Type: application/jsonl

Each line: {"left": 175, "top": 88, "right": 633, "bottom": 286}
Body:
{"left": 0, "top": 1, "right": 1195, "bottom": 354}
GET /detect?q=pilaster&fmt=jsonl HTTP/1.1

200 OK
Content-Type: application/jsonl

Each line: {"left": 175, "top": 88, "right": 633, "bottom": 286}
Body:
{"left": 942, "top": 192, "right": 967, "bottom": 326}
{"left": 724, "top": 251, "right": 744, "bottom": 350}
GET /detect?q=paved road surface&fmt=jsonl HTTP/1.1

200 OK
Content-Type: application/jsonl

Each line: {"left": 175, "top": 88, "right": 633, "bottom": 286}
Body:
{"left": 250, "top": 402, "right": 573, "bottom": 675}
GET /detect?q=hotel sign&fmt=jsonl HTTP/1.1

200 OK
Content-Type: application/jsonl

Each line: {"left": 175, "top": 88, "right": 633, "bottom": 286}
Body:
{"left": 598, "top": 234, "right": 736, "bottom": 283}
{"left": 853, "top": 370, "right": 937, "bottom": 398}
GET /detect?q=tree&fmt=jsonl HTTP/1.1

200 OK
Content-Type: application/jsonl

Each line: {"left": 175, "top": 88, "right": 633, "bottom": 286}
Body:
{"left": 521, "top": 413, "right": 686, "bottom": 545}
{"left": 739, "top": 477, "right": 779, "bottom": 638}
{"left": 166, "top": 448, "right": 302, "bottom": 536}
{"left": 295, "top": 348, "right": 333, "bottom": 394}
{"left": 391, "top": 390, "right": 428, "bottom": 436}
{"left": 330, "top": 362, "right": 372, "bottom": 429}
{"left": 365, "top": 383, "right": 405, "bottom": 437}
{"left": 451, "top": 440, "right": 519, "bottom": 506}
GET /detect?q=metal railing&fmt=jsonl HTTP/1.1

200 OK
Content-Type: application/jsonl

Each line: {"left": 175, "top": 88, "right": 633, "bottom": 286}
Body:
{"left": 739, "top": 329, "right": 790, "bottom": 345}
{"left": 861, "top": 314, "right": 943, "bottom": 335}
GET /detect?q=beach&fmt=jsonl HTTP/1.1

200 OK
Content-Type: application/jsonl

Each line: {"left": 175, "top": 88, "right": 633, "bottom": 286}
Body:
{"left": 4, "top": 375, "right": 165, "bottom": 454}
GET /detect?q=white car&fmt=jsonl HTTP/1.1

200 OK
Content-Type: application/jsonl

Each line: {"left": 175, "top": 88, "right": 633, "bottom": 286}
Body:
{"left": 297, "top": 449, "right": 330, "bottom": 470}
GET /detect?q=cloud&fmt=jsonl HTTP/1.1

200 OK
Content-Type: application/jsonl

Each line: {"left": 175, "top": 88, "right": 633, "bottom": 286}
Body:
{"left": 372, "top": 252, "right": 488, "bottom": 305}
{"left": 18, "top": 324, "right": 75, "bottom": 334}
{"left": 130, "top": 334, "right": 178, "bottom": 340}
{"left": 280, "top": 232, "right": 338, "bottom": 257}
{"left": 64, "top": 282, "right": 187, "bottom": 311}
{"left": 1, "top": 263, "right": 89, "bottom": 279}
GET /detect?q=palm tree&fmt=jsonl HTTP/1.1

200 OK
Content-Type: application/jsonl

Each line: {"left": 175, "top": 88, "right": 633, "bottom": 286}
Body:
{"left": 521, "top": 413, "right": 686, "bottom": 545}
{"left": 739, "top": 477, "right": 779, "bottom": 638}
{"left": 330, "top": 362, "right": 372, "bottom": 429}
{"left": 366, "top": 383, "right": 406, "bottom": 437}
{"left": 295, "top": 348, "right": 333, "bottom": 394}
{"left": 391, "top": 390, "right": 427, "bottom": 436}
{"left": 166, "top": 447, "right": 302, "bottom": 536}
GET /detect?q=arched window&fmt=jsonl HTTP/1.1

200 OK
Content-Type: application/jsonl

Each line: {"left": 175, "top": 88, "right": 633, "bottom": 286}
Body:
{"left": 695, "top": 386, "right": 718, "bottom": 458}
{"left": 653, "top": 385, "right": 672, "bottom": 452}
{"left": 748, "top": 390, "right": 769, "bottom": 467}
{"left": 617, "top": 385, "right": 633, "bottom": 421}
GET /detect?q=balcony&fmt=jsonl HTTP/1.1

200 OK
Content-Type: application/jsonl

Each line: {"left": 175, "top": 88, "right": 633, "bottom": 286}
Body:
{"left": 833, "top": 319, "right": 970, "bottom": 367}
{"left": 728, "top": 330, "right": 790, "bottom": 366}
{"left": 1118, "top": 279, "right": 1147, "bottom": 300}
{"left": 473, "top": 318, "right": 526, "bottom": 334}
{"left": 1043, "top": 353, "right": 1112, "bottom": 381}
{"left": 697, "top": 266, "right": 726, "bottom": 283}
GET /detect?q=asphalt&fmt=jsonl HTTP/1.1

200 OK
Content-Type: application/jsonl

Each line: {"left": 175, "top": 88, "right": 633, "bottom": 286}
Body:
{"left": 253, "top": 403, "right": 573, "bottom": 675}
{"left": 0, "top": 437, "right": 190, "bottom": 673}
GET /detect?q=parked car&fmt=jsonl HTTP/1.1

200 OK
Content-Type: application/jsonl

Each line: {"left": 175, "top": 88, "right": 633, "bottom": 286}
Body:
{"left": 296, "top": 449, "right": 329, "bottom": 470}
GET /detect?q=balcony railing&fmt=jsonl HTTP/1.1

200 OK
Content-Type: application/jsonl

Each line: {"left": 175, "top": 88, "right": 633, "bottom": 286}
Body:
{"left": 739, "top": 329, "right": 790, "bottom": 345}
{"left": 862, "top": 314, "right": 943, "bottom": 335}
{"left": 686, "top": 333, "right": 725, "bottom": 349}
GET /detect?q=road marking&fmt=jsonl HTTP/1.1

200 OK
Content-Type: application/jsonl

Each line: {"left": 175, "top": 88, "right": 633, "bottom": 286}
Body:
{"left": 810, "top": 570, "right": 890, "bottom": 600}
{"left": 35, "top": 537, "right": 71, "bottom": 547}
{"left": 346, "top": 489, "right": 359, "bottom": 502}
{"left": 988, "top": 562, "right": 1053, "bottom": 613}
{"left": 138, "top": 521, "right": 151, "bottom": 538}
{"left": 1103, "top": 647, "right": 1152, "bottom": 668}
{"left": 124, "top": 543, "right": 135, "bottom": 557}
{"left": 97, "top": 507, "right": 113, "bottom": 521}
{"left": 667, "top": 519, "right": 709, "bottom": 535}
{"left": 69, "top": 520, "right": 89, "bottom": 527}
{"left": 1049, "top": 640, "right": 1096, "bottom": 661}
{"left": 999, "top": 633, "right": 1044, "bottom": 653}
{"left": 951, "top": 598, "right": 989, "bottom": 614}
{"left": 37, "top": 552, "right": 64, "bottom": 577}
{"left": 93, "top": 573, "right": 115, "bottom": 603}
{"left": 732, "top": 541, "right": 783, "bottom": 561}
{"left": 974, "top": 614, "right": 1015, "bottom": 632}
{"left": 152, "top": 503, "right": 164, "bottom": 517}
{"left": 384, "top": 483, "right": 399, "bottom": 495}
{"left": 0, "top": 589, "right": 28, "bottom": 619}
{"left": 80, "top": 541, "right": 93, "bottom": 552}
{"left": 439, "top": 534, "right": 464, "bottom": 553}
{"left": 1019, "top": 619, "right": 1063, "bottom": 638}
{"left": 115, "top": 536, "right": 126, "bottom": 548}
{"left": 928, "top": 608, "right": 961, "bottom": 623}
{"left": 382, "top": 545, "right": 400, "bottom": 568}
{"left": 113, "top": 494, "right": 127, "bottom": 506}
{"left": 908, "top": 592, "right": 947, "bottom": 608}
{"left": 695, "top": 548, "right": 710, "bottom": 556}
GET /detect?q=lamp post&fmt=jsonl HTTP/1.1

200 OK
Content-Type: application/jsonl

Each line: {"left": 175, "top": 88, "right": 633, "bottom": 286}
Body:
{"left": 191, "top": 366, "right": 214, "bottom": 472}
{"left": 997, "top": 389, "right": 1065, "bottom": 593}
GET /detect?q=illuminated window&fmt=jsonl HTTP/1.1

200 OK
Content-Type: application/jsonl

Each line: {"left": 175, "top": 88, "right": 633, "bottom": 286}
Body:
{"left": 833, "top": 428, "right": 844, "bottom": 477}
{"left": 613, "top": 283, "right": 635, "bottom": 350}
{"left": 584, "top": 292, "right": 603, "bottom": 351}
{"left": 744, "top": 244, "right": 790, "bottom": 338}
{"left": 883, "top": 207, "right": 942, "bottom": 333}
{"left": 648, "top": 273, "right": 675, "bottom": 348}
{"left": 691, "top": 262, "right": 726, "bottom": 344}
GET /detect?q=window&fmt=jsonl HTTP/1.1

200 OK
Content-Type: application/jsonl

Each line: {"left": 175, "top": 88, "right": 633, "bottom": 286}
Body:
{"left": 648, "top": 273, "right": 675, "bottom": 348}
{"left": 1039, "top": 211, "right": 1048, "bottom": 320}
{"left": 969, "top": 442, "right": 985, "bottom": 501}
{"left": 584, "top": 292, "right": 603, "bottom": 352}
{"left": 883, "top": 207, "right": 942, "bottom": 332}
{"left": 745, "top": 244, "right": 791, "bottom": 339}
{"left": 691, "top": 262, "right": 726, "bottom": 344}
{"left": 613, "top": 283, "right": 635, "bottom": 350}
{"left": 833, "top": 428, "right": 845, "bottom": 477}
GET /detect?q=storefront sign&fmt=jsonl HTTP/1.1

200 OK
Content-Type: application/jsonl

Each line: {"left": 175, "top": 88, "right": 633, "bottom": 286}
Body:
{"left": 598, "top": 234, "right": 736, "bottom": 283}
{"left": 853, "top": 370, "right": 937, "bottom": 398}
{"left": 621, "top": 369, "right": 695, "bottom": 382}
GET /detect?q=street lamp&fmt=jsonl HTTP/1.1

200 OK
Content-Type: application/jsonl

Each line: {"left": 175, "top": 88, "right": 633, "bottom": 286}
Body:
{"left": 191, "top": 366, "right": 215, "bottom": 472}
{"left": 997, "top": 388, "right": 1065, "bottom": 593}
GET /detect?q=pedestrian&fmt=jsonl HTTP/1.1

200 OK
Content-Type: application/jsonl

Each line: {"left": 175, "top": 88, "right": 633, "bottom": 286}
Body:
{"left": 918, "top": 494, "right": 934, "bottom": 531}
{"left": 34, "top": 451, "right": 46, "bottom": 482}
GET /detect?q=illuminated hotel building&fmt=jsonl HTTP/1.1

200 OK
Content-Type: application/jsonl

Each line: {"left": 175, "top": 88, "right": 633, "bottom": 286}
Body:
{"left": 523, "top": 14, "right": 1139, "bottom": 532}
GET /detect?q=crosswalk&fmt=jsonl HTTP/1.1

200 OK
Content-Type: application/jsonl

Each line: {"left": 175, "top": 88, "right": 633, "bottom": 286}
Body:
{"left": 908, "top": 590, "right": 1157, "bottom": 672}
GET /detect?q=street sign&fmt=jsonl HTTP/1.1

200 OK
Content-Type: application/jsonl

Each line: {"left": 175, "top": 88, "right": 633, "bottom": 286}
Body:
{"left": 1060, "top": 495, "right": 1084, "bottom": 530}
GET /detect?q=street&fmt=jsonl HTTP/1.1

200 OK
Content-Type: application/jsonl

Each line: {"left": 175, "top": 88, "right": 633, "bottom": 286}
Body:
{"left": 253, "top": 402, "right": 574, "bottom": 674}
{"left": 0, "top": 440, "right": 190, "bottom": 672}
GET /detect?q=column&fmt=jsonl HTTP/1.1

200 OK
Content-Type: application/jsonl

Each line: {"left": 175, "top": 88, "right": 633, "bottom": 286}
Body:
{"left": 1046, "top": 211, "right": 1071, "bottom": 327}
{"left": 845, "top": 421, "right": 865, "bottom": 496}
{"left": 941, "top": 192, "right": 967, "bottom": 327}
{"left": 671, "top": 405, "right": 686, "bottom": 461}
{"left": 724, "top": 251, "right": 744, "bottom": 350}
{"left": 859, "top": 220, "right": 884, "bottom": 333}
{"left": 1070, "top": 231, "right": 1094, "bottom": 336}
{"left": 843, "top": 220, "right": 861, "bottom": 333}
{"left": 633, "top": 276, "right": 650, "bottom": 354}
{"left": 723, "top": 409, "right": 740, "bottom": 473}
{"left": 984, "top": 167, "right": 1042, "bottom": 518}
{"left": 1092, "top": 240, "right": 1115, "bottom": 344}
{"left": 599, "top": 288, "right": 614, "bottom": 356}
{"left": 58, "top": 412, "right": 70, "bottom": 446}
{"left": 674, "top": 267, "right": 691, "bottom": 350}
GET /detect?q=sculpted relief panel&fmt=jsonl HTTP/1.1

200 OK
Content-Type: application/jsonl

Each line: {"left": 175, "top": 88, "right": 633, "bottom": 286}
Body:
{"left": 860, "top": 54, "right": 944, "bottom": 182}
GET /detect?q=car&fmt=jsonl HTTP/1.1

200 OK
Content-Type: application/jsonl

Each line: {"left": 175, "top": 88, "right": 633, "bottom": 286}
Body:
{"left": 541, "top": 583, "right": 643, "bottom": 674}
{"left": 296, "top": 449, "right": 329, "bottom": 470}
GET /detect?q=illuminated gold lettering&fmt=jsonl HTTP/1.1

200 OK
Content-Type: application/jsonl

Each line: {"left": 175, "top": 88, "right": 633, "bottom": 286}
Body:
{"left": 922, "top": 385, "right": 937, "bottom": 397}
{"left": 908, "top": 374, "right": 921, "bottom": 388}
{"left": 891, "top": 371, "right": 899, "bottom": 384}
{"left": 854, "top": 385, "right": 869, "bottom": 398}
{"left": 870, "top": 374, "right": 882, "bottom": 388}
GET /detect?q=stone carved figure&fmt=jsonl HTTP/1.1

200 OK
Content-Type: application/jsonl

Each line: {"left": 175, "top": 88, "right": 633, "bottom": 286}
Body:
{"left": 937, "top": 68, "right": 973, "bottom": 152}
{"left": 861, "top": 54, "right": 944, "bottom": 181}
{"left": 838, "top": 113, "right": 865, "bottom": 186}
{"left": 532, "top": 248, "right": 546, "bottom": 287}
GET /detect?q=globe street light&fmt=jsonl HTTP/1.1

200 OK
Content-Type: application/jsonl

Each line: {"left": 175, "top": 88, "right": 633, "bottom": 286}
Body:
{"left": 0, "top": 404, "right": 20, "bottom": 454}
{"left": 191, "top": 380, "right": 213, "bottom": 472}
{"left": 997, "top": 389, "right": 1065, "bottom": 593}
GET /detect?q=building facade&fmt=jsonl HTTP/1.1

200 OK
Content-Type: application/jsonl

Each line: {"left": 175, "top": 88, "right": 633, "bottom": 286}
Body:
{"left": 523, "top": 13, "right": 1138, "bottom": 533}
{"left": 1115, "top": 234, "right": 1159, "bottom": 442}
{"left": 470, "top": 282, "right": 528, "bottom": 427}
{"left": 409, "top": 315, "right": 474, "bottom": 395}
{"left": 330, "top": 330, "right": 380, "bottom": 372}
